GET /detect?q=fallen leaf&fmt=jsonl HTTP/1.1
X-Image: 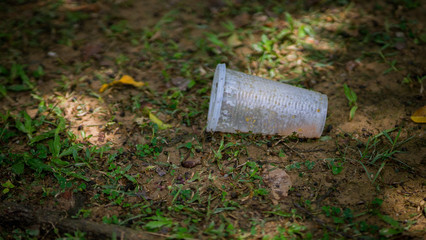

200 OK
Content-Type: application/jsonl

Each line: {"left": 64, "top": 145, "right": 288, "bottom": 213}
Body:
{"left": 143, "top": 107, "right": 172, "bottom": 130}
{"left": 227, "top": 33, "right": 242, "bottom": 48}
{"left": 411, "top": 106, "right": 426, "bottom": 123}
{"left": 99, "top": 75, "right": 145, "bottom": 93}
{"left": 262, "top": 164, "right": 292, "bottom": 204}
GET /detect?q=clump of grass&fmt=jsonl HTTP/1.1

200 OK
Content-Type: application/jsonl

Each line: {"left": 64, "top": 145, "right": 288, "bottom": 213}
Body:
{"left": 343, "top": 83, "right": 358, "bottom": 121}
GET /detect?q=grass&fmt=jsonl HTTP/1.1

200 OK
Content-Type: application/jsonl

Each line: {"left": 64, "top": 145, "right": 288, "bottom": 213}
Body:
{"left": 343, "top": 83, "right": 358, "bottom": 121}
{"left": 0, "top": 0, "right": 425, "bottom": 239}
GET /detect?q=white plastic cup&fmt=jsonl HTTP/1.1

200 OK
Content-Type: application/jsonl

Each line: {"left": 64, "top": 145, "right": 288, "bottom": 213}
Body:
{"left": 207, "top": 64, "right": 328, "bottom": 138}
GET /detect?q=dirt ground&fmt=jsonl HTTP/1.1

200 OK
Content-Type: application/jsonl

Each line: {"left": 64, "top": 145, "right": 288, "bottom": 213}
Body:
{"left": 0, "top": 0, "right": 425, "bottom": 239}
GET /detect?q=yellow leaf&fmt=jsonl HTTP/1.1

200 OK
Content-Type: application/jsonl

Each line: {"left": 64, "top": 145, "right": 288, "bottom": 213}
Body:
{"left": 143, "top": 107, "right": 172, "bottom": 130}
{"left": 99, "top": 83, "right": 110, "bottom": 93}
{"left": 119, "top": 75, "right": 145, "bottom": 87}
{"left": 99, "top": 75, "right": 145, "bottom": 93}
{"left": 411, "top": 106, "right": 426, "bottom": 123}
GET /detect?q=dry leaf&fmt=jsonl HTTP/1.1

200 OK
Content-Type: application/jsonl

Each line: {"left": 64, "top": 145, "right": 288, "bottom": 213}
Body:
{"left": 227, "top": 33, "right": 242, "bottom": 48}
{"left": 99, "top": 75, "right": 145, "bottom": 93}
{"left": 411, "top": 106, "right": 426, "bottom": 123}
{"left": 143, "top": 107, "right": 172, "bottom": 130}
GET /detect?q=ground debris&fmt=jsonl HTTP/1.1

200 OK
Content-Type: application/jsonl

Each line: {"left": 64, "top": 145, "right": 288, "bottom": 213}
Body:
{"left": 262, "top": 164, "right": 292, "bottom": 204}
{"left": 181, "top": 159, "right": 201, "bottom": 168}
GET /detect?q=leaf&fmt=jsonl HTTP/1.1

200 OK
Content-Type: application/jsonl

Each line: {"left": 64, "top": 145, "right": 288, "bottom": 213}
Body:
{"left": 227, "top": 33, "right": 241, "bottom": 47}
{"left": 99, "top": 75, "right": 145, "bottom": 93}
{"left": 0, "top": 85, "right": 6, "bottom": 97}
{"left": 319, "top": 136, "right": 332, "bottom": 141}
{"left": 7, "top": 84, "right": 31, "bottom": 91}
{"left": 213, "top": 207, "right": 236, "bottom": 214}
{"left": 343, "top": 84, "right": 357, "bottom": 104}
{"left": 205, "top": 32, "right": 225, "bottom": 48}
{"left": 29, "top": 130, "right": 56, "bottom": 145}
{"left": 285, "top": 12, "right": 294, "bottom": 32}
{"left": 372, "top": 198, "right": 383, "bottom": 207}
{"left": 27, "top": 158, "right": 51, "bottom": 173}
{"left": 15, "top": 119, "right": 27, "bottom": 133}
{"left": 59, "top": 144, "right": 83, "bottom": 158}
{"left": 379, "top": 228, "right": 402, "bottom": 237}
{"left": 411, "top": 106, "right": 426, "bottom": 123}
{"left": 68, "top": 171, "right": 90, "bottom": 181}
{"left": 53, "top": 129, "right": 61, "bottom": 157}
{"left": 333, "top": 216, "right": 344, "bottom": 224}
{"left": 349, "top": 105, "right": 358, "bottom": 121}
{"left": 23, "top": 111, "right": 34, "bottom": 134}
{"left": 2, "top": 180, "right": 15, "bottom": 188}
{"left": 143, "top": 107, "right": 172, "bottom": 130}
{"left": 378, "top": 214, "right": 401, "bottom": 228}
{"left": 145, "top": 221, "right": 169, "bottom": 229}
{"left": 12, "top": 161, "right": 25, "bottom": 175}
{"left": 52, "top": 157, "right": 69, "bottom": 166}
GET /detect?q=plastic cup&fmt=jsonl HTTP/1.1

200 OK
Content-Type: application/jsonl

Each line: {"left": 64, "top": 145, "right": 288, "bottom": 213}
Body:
{"left": 206, "top": 64, "right": 328, "bottom": 138}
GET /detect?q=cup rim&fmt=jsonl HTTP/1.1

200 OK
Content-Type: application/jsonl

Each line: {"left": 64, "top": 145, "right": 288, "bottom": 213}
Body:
{"left": 207, "top": 63, "right": 226, "bottom": 131}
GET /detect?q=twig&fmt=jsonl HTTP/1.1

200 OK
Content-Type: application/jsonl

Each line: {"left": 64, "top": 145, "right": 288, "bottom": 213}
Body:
{"left": 0, "top": 202, "right": 165, "bottom": 240}
{"left": 282, "top": 142, "right": 305, "bottom": 160}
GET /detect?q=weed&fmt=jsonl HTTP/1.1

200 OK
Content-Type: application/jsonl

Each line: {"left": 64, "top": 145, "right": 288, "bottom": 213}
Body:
{"left": 144, "top": 214, "right": 176, "bottom": 231}
{"left": 2, "top": 180, "right": 15, "bottom": 194}
{"left": 326, "top": 158, "right": 344, "bottom": 175}
{"left": 403, "top": 74, "right": 425, "bottom": 94}
{"left": 353, "top": 128, "right": 412, "bottom": 186}
{"left": 378, "top": 50, "right": 399, "bottom": 74}
{"left": 61, "top": 230, "right": 87, "bottom": 239}
{"left": 343, "top": 84, "right": 358, "bottom": 121}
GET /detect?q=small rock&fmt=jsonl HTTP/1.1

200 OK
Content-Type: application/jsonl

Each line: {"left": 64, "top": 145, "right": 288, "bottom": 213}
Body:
{"left": 47, "top": 51, "right": 58, "bottom": 57}
{"left": 345, "top": 60, "right": 359, "bottom": 72}
{"left": 181, "top": 160, "right": 201, "bottom": 168}
{"left": 262, "top": 164, "right": 292, "bottom": 203}
{"left": 171, "top": 77, "right": 190, "bottom": 91}
{"left": 394, "top": 42, "right": 406, "bottom": 50}
{"left": 156, "top": 167, "right": 167, "bottom": 177}
{"left": 395, "top": 32, "right": 405, "bottom": 38}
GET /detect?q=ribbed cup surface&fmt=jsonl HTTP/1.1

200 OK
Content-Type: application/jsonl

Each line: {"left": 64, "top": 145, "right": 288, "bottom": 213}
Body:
{"left": 207, "top": 65, "right": 327, "bottom": 138}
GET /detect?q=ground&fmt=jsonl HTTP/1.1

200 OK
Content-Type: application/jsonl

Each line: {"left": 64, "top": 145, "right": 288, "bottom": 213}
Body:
{"left": 0, "top": 0, "right": 425, "bottom": 239}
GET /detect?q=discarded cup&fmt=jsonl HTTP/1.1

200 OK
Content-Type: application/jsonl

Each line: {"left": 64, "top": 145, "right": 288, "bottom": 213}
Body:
{"left": 207, "top": 64, "right": 328, "bottom": 138}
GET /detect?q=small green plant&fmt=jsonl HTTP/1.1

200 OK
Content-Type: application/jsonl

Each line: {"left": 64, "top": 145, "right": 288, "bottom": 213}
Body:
{"left": 343, "top": 84, "right": 358, "bottom": 121}
{"left": 326, "top": 158, "right": 344, "bottom": 175}
{"left": 102, "top": 215, "right": 120, "bottom": 225}
{"left": 403, "top": 74, "right": 425, "bottom": 94}
{"left": 285, "top": 161, "right": 301, "bottom": 171}
{"left": 355, "top": 128, "right": 412, "bottom": 186}
{"left": 144, "top": 214, "right": 176, "bottom": 231}
{"left": 2, "top": 180, "right": 15, "bottom": 194}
